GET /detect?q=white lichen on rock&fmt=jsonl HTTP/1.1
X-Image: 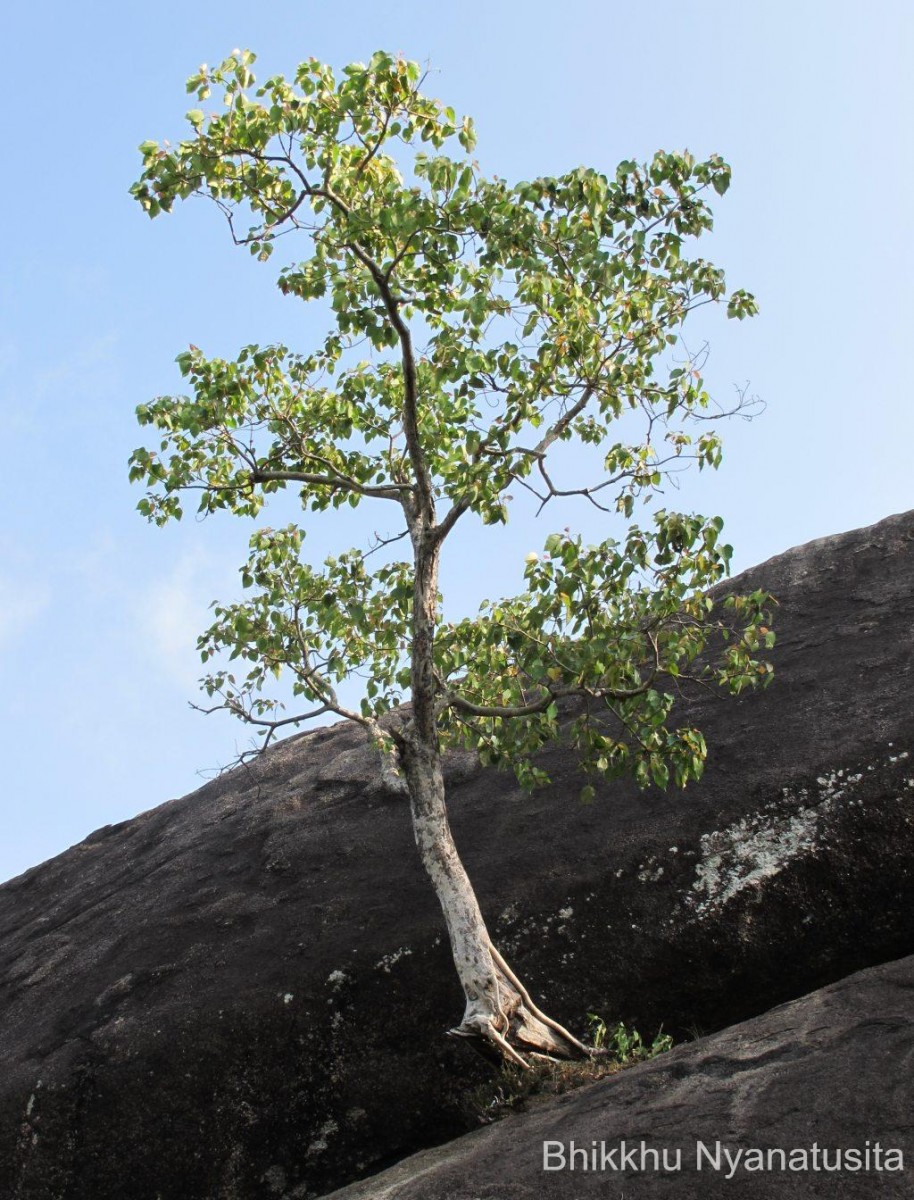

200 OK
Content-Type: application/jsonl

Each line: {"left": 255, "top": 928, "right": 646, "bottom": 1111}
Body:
{"left": 689, "top": 805, "right": 822, "bottom": 916}
{"left": 687, "top": 746, "right": 908, "bottom": 916}
{"left": 637, "top": 858, "right": 665, "bottom": 883}
{"left": 374, "top": 946, "right": 413, "bottom": 973}
{"left": 306, "top": 1118, "right": 339, "bottom": 1158}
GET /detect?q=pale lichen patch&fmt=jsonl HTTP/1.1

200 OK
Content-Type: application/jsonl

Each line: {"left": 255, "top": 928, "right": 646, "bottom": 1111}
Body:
{"left": 637, "top": 858, "right": 665, "bottom": 883}
{"left": 689, "top": 806, "right": 822, "bottom": 916}
{"left": 686, "top": 747, "right": 907, "bottom": 916}
{"left": 375, "top": 946, "right": 413, "bottom": 973}
{"left": 306, "top": 1118, "right": 339, "bottom": 1158}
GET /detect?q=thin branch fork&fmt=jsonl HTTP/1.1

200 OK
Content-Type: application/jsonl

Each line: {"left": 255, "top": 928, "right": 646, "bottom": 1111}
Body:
{"left": 525, "top": 448, "right": 699, "bottom": 515}
{"left": 433, "top": 366, "right": 610, "bottom": 542}
{"left": 190, "top": 697, "right": 332, "bottom": 754}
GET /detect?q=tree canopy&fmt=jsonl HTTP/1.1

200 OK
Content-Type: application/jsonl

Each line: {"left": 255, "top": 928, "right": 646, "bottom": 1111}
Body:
{"left": 129, "top": 50, "right": 772, "bottom": 806}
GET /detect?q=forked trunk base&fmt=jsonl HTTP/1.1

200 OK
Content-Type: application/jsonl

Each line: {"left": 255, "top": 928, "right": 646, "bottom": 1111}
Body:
{"left": 447, "top": 944, "right": 591, "bottom": 1069}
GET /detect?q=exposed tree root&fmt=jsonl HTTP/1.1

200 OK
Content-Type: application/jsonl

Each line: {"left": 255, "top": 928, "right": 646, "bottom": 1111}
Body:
{"left": 446, "top": 942, "right": 592, "bottom": 1069}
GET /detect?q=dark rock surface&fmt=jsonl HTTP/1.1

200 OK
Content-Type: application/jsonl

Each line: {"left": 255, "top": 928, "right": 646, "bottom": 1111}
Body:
{"left": 327, "top": 953, "right": 914, "bottom": 1199}
{"left": 1, "top": 510, "right": 913, "bottom": 1198}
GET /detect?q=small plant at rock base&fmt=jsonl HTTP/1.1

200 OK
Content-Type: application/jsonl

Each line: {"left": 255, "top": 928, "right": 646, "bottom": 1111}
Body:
{"left": 588, "top": 1014, "right": 674, "bottom": 1062}
{"left": 588, "top": 1012, "right": 609, "bottom": 1052}
{"left": 468, "top": 1020, "right": 674, "bottom": 1123}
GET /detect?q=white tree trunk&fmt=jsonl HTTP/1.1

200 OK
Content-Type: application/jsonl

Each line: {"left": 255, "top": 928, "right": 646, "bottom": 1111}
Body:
{"left": 401, "top": 523, "right": 588, "bottom": 1065}
{"left": 401, "top": 739, "right": 590, "bottom": 1066}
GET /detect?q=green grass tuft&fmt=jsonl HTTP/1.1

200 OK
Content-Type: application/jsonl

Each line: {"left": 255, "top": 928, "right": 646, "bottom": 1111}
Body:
{"left": 466, "top": 1018, "right": 674, "bottom": 1124}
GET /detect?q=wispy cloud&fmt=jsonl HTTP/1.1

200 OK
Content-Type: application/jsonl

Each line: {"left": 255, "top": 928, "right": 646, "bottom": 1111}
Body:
{"left": 34, "top": 333, "right": 120, "bottom": 410}
{"left": 0, "top": 575, "right": 50, "bottom": 652}
{"left": 136, "top": 550, "right": 234, "bottom": 691}
{"left": 5, "top": 333, "right": 121, "bottom": 437}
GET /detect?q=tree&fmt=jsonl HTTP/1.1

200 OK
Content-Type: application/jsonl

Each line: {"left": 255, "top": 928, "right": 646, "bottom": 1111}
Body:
{"left": 129, "top": 49, "right": 773, "bottom": 1066}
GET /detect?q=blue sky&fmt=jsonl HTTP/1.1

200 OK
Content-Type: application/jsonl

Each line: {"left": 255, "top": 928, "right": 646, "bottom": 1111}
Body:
{"left": 1, "top": 1, "right": 911, "bottom": 882}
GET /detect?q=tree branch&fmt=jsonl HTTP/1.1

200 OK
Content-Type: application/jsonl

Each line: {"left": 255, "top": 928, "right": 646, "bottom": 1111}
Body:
{"left": 190, "top": 697, "right": 331, "bottom": 754}
{"left": 344, "top": 241, "right": 434, "bottom": 525}
{"left": 251, "top": 467, "right": 407, "bottom": 502}
{"left": 442, "top": 674, "right": 658, "bottom": 720}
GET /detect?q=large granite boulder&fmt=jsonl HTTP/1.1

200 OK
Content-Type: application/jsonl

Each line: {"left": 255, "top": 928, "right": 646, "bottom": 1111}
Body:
{"left": 327, "top": 952, "right": 914, "bottom": 1199}
{"left": 1, "top": 510, "right": 912, "bottom": 1198}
